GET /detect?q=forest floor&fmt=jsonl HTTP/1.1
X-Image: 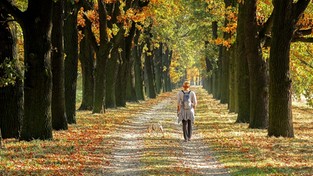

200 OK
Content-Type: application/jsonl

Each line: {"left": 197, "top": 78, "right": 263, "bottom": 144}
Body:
{"left": 1, "top": 87, "right": 313, "bottom": 175}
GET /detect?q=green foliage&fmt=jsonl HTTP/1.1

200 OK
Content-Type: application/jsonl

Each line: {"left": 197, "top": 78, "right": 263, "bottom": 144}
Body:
{"left": 0, "top": 58, "right": 23, "bottom": 87}
{"left": 12, "top": 0, "right": 27, "bottom": 11}
{"left": 149, "top": 0, "right": 218, "bottom": 81}
{"left": 291, "top": 43, "right": 313, "bottom": 106}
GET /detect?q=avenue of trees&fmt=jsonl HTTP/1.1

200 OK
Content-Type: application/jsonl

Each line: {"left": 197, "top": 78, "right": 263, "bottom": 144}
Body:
{"left": 0, "top": 0, "right": 313, "bottom": 143}
{"left": 200, "top": 0, "right": 313, "bottom": 137}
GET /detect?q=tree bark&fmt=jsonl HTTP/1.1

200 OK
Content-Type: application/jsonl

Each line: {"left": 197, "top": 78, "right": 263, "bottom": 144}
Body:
{"left": 228, "top": 46, "right": 238, "bottom": 112}
{"left": 134, "top": 33, "right": 145, "bottom": 100}
{"left": 51, "top": 0, "right": 68, "bottom": 130}
{"left": 78, "top": 27, "right": 94, "bottom": 110}
{"left": 92, "top": 1, "right": 110, "bottom": 113}
{"left": 105, "top": 47, "right": 119, "bottom": 108}
{"left": 236, "top": 2, "right": 250, "bottom": 123}
{"left": 144, "top": 37, "right": 156, "bottom": 98}
{"left": 268, "top": 0, "right": 310, "bottom": 137}
{"left": 244, "top": 0, "right": 268, "bottom": 129}
{"left": 162, "top": 49, "right": 172, "bottom": 92}
{"left": 154, "top": 43, "right": 163, "bottom": 94}
{"left": 20, "top": 0, "right": 53, "bottom": 140}
{"left": 64, "top": 1, "right": 79, "bottom": 123}
{"left": 125, "top": 25, "right": 138, "bottom": 102}
{"left": 0, "top": 10, "right": 23, "bottom": 139}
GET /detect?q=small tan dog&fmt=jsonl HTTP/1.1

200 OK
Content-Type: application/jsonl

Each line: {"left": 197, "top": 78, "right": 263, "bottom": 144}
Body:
{"left": 147, "top": 122, "right": 164, "bottom": 136}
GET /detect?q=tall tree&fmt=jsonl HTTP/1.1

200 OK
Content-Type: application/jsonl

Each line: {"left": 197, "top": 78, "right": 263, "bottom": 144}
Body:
{"left": 52, "top": 0, "right": 68, "bottom": 130}
{"left": 144, "top": 32, "right": 157, "bottom": 98}
{"left": 0, "top": 8, "right": 23, "bottom": 139}
{"left": 244, "top": 0, "right": 269, "bottom": 129}
{"left": 78, "top": 27, "right": 95, "bottom": 110}
{"left": 105, "top": 46, "right": 119, "bottom": 108}
{"left": 268, "top": 0, "right": 310, "bottom": 137}
{"left": 92, "top": 0, "right": 111, "bottom": 113}
{"left": 154, "top": 43, "right": 163, "bottom": 94}
{"left": 0, "top": 0, "right": 54, "bottom": 140}
{"left": 133, "top": 30, "right": 145, "bottom": 100}
{"left": 124, "top": 23, "right": 138, "bottom": 102}
{"left": 64, "top": 1, "right": 80, "bottom": 123}
{"left": 235, "top": 2, "right": 250, "bottom": 123}
{"left": 163, "top": 49, "right": 172, "bottom": 92}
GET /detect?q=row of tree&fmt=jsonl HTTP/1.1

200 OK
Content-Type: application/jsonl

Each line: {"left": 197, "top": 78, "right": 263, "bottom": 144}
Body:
{"left": 202, "top": 0, "right": 313, "bottom": 137}
{"left": 0, "top": 0, "right": 177, "bottom": 141}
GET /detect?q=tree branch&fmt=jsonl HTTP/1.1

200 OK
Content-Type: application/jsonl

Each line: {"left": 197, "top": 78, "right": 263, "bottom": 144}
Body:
{"left": 98, "top": 0, "right": 108, "bottom": 46}
{"left": 294, "top": 54, "right": 313, "bottom": 70}
{"left": 0, "top": 0, "right": 24, "bottom": 25}
{"left": 293, "top": 0, "right": 310, "bottom": 20}
{"left": 83, "top": 13, "right": 99, "bottom": 52}
{"left": 292, "top": 37, "right": 313, "bottom": 43}
{"left": 295, "top": 28, "right": 313, "bottom": 36}
{"left": 259, "top": 13, "right": 273, "bottom": 40}
{"left": 81, "top": 0, "right": 93, "bottom": 10}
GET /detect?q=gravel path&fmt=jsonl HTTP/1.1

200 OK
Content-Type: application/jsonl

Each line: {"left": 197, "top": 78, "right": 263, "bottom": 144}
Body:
{"left": 102, "top": 95, "right": 230, "bottom": 176}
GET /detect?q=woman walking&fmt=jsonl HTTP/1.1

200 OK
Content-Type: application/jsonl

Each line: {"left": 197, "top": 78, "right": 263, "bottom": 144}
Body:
{"left": 177, "top": 81, "right": 197, "bottom": 142}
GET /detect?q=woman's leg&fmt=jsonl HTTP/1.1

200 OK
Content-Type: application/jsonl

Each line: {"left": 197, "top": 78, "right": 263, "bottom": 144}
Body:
{"left": 182, "top": 120, "right": 188, "bottom": 141}
{"left": 187, "top": 119, "right": 192, "bottom": 140}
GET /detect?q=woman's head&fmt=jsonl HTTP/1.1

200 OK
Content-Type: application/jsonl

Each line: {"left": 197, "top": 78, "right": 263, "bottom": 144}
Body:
{"left": 182, "top": 81, "right": 190, "bottom": 89}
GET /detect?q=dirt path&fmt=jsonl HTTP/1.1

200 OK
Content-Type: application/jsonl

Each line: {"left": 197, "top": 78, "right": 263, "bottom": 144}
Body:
{"left": 102, "top": 89, "right": 230, "bottom": 175}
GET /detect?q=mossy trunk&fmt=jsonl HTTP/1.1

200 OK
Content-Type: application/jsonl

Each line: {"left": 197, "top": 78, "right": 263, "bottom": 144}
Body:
{"left": 20, "top": 0, "right": 53, "bottom": 140}
{"left": 0, "top": 10, "right": 23, "bottom": 139}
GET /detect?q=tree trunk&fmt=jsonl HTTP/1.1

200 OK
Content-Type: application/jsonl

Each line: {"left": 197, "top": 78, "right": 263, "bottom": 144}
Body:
{"left": 134, "top": 38, "right": 145, "bottom": 100}
{"left": 64, "top": 2, "right": 79, "bottom": 123}
{"left": 79, "top": 27, "right": 94, "bottom": 110}
{"left": 144, "top": 38, "right": 156, "bottom": 98}
{"left": 213, "top": 46, "right": 222, "bottom": 100}
{"left": 51, "top": 0, "right": 68, "bottom": 130}
{"left": 20, "top": 0, "right": 53, "bottom": 140}
{"left": 244, "top": 0, "right": 268, "bottom": 129}
{"left": 204, "top": 41, "right": 213, "bottom": 94}
{"left": 235, "top": 2, "right": 250, "bottom": 123}
{"left": 125, "top": 23, "right": 137, "bottom": 102}
{"left": 105, "top": 47, "right": 119, "bottom": 108}
{"left": 93, "top": 47, "right": 109, "bottom": 113}
{"left": 92, "top": 1, "right": 110, "bottom": 113}
{"left": 115, "top": 39, "right": 127, "bottom": 107}
{"left": 220, "top": 49, "right": 229, "bottom": 103}
{"left": 154, "top": 44, "right": 163, "bottom": 94}
{"left": 0, "top": 129, "right": 2, "bottom": 148}
{"left": 268, "top": 0, "right": 310, "bottom": 137}
{"left": 126, "top": 58, "right": 138, "bottom": 102}
{"left": 162, "top": 48, "right": 172, "bottom": 92}
{"left": 0, "top": 11, "right": 23, "bottom": 139}
{"left": 228, "top": 46, "right": 238, "bottom": 112}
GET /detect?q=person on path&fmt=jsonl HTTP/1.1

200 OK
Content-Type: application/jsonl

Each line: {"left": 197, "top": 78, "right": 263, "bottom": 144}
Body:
{"left": 177, "top": 81, "right": 197, "bottom": 142}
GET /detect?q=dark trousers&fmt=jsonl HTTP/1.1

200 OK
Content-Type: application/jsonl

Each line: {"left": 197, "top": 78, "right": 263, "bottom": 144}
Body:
{"left": 182, "top": 119, "right": 192, "bottom": 140}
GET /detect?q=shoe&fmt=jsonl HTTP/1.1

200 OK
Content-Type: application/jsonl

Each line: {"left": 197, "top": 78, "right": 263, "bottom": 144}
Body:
{"left": 184, "top": 139, "right": 188, "bottom": 142}
{"left": 188, "top": 138, "right": 191, "bottom": 141}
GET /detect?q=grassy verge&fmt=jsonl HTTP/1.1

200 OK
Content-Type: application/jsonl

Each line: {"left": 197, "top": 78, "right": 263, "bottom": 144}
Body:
{"left": 0, "top": 92, "right": 169, "bottom": 175}
{"left": 195, "top": 87, "right": 313, "bottom": 175}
